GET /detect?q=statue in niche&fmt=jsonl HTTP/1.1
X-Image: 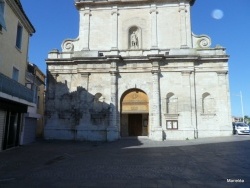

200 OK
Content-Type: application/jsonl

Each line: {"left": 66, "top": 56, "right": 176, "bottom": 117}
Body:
{"left": 130, "top": 31, "right": 139, "bottom": 49}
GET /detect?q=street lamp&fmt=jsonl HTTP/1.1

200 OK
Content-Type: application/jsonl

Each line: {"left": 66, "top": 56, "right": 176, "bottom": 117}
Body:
{"left": 240, "top": 91, "right": 245, "bottom": 123}
{"left": 235, "top": 91, "right": 245, "bottom": 122}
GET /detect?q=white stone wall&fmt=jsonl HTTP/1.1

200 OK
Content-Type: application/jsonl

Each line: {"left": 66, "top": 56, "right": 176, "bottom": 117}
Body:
{"left": 64, "top": 0, "right": 193, "bottom": 52}
{"left": 45, "top": 0, "right": 232, "bottom": 141}
{"left": 45, "top": 55, "right": 232, "bottom": 141}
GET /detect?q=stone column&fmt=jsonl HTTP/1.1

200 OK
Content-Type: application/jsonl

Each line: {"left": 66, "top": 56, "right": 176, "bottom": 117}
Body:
{"left": 111, "top": 6, "right": 119, "bottom": 50}
{"left": 107, "top": 57, "right": 120, "bottom": 141}
{"left": 110, "top": 69, "right": 118, "bottom": 128}
{"left": 80, "top": 7, "right": 91, "bottom": 50}
{"left": 151, "top": 60, "right": 162, "bottom": 141}
{"left": 150, "top": 4, "right": 158, "bottom": 49}
{"left": 179, "top": 2, "right": 188, "bottom": 48}
{"left": 80, "top": 73, "right": 90, "bottom": 91}
{"left": 181, "top": 71, "right": 195, "bottom": 138}
{"left": 217, "top": 71, "right": 232, "bottom": 135}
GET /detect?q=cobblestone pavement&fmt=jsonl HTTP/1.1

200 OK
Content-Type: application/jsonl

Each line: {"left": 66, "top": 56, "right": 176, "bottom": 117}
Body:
{"left": 0, "top": 136, "right": 250, "bottom": 188}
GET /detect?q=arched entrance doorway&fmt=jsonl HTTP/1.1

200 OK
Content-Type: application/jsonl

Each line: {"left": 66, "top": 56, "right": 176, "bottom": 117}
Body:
{"left": 120, "top": 89, "right": 149, "bottom": 137}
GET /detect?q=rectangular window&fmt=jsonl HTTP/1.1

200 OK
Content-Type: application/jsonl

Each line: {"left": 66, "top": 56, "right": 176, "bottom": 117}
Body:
{"left": 166, "top": 120, "right": 178, "bottom": 130}
{"left": 0, "top": 0, "right": 6, "bottom": 31}
{"left": 16, "top": 24, "right": 23, "bottom": 49}
{"left": 12, "top": 67, "right": 19, "bottom": 81}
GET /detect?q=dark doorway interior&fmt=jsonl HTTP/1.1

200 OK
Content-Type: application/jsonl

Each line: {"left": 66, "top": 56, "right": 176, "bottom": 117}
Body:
{"left": 128, "top": 114, "right": 142, "bottom": 136}
{"left": 3, "top": 112, "right": 21, "bottom": 150}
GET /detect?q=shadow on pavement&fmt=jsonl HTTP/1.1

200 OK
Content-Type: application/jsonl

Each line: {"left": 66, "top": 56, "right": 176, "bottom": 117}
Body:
{"left": 0, "top": 137, "right": 250, "bottom": 188}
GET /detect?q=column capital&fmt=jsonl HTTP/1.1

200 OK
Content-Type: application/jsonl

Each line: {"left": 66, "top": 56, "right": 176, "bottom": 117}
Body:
{"left": 111, "top": 6, "right": 119, "bottom": 15}
{"left": 109, "top": 70, "right": 118, "bottom": 75}
{"left": 150, "top": 58, "right": 161, "bottom": 74}
{"left": 109, "top": 61, "right": 118, "bottom": 74}
{"left": 151, "top": 69, "right": 160, "bottom": 74}
{"left": 150, "top": 8, "right": 158, "bottom": 14}
{"left": 83, "top": 8, "right": 92, "bottom": 16}
{"left": 51, "top": 73, "right": 59, "bottom": 78}
{"left": 181, "top": 71, "right": 192, "bottom": 76}
{"left": 111, "top": 11, "right": 119, "bottom": 16}
{"left": 179, "top": 6, "right": 188, "bottom": 13}
{"left": 81, "top": 72, "right": 90, "bottom": 77}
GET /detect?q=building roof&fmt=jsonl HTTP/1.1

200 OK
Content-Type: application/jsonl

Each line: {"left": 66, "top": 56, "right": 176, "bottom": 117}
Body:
{"left": 14, "top": 0, "right": 36, "bottom": 34}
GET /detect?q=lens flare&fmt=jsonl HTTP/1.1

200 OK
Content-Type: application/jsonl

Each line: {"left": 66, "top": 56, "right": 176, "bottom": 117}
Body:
{"left": 212, "top": 9, "right": 224, "bottom": 20}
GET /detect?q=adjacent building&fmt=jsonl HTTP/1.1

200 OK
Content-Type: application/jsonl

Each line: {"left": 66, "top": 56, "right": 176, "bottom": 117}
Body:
{"left": 0, "top": 0, "right": 36, "bottom": 150}
{"left": 21, "top": 63, "right": 45, "bottom": 145}
{"left": 45, "top": 0, "right": 232, "bottom": 141}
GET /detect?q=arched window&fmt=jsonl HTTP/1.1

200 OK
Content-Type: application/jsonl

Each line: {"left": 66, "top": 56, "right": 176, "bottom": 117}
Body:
{"left": 166, "top": 93, "right": 178, "bottom": 114}
{"left": 202, "top": 93, "right": 215, "bottom": 114}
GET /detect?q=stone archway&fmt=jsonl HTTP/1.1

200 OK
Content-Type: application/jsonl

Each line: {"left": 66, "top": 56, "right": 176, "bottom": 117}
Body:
{"left": 120, "top": 89, "right": 149, "bottom": 137}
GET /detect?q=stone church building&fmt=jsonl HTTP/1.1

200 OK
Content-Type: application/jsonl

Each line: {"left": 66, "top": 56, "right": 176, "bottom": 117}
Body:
{"left": 44, "top": 0, "right": 232, "bottom": 141}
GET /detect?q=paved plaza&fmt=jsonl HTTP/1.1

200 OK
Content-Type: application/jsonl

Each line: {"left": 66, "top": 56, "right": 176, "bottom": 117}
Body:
{"left": 0, "top": 136, "right": 250, "bottom": 188}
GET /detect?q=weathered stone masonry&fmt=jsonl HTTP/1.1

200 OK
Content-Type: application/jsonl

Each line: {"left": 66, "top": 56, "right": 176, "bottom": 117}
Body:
{"left": 44, "top": 0, "right": 232, "bottom": 141}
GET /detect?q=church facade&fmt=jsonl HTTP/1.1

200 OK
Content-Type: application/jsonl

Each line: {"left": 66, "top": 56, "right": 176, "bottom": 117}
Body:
{"left": 44, "top": 0, "right": 232, "bottom": 141}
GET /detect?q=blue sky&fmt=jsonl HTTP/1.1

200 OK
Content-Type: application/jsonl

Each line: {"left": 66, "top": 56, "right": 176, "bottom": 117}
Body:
{"left": 21, "top": 0, "right": 249, "bottom": 117}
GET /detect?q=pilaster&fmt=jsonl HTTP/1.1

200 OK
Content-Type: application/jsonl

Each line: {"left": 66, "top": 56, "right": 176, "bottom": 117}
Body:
{"left": 80, "top": 7, "right": 91, "bottom": 51}
{"left": 107, "top": 57, "right": 120, "bottom": 141}
{"left": 216, "top": 71, "right": 231, "bottom": 124}
{"left": 80, "top": 73, "right": 90, "bottom": 91}
{"left": 181, "top": 71, "right": 195, "bottom": 128}
{"left": 110, "top": 68, "right": 118, "bottom": 128}
{"left": 150, "top": 4, "right": 158, "bottom": 49}
{"left": 111, "top": 6, "right": 119, "bottom": 50}
{"left": 151, "top": 63, "right": 161, "bottom": 128}
{"left": 179, "top": 2, "right": 188, "bottom": 48}
{"left": 150, "top": 58, "right": 163, "bottom": 140}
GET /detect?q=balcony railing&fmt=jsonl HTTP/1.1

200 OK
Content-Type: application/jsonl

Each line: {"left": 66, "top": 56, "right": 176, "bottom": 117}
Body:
{"left": 0, "top": 73, "right": 34, "bottom": 103}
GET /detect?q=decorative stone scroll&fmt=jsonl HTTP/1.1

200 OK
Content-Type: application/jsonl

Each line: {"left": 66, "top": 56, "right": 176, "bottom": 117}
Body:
{"left": 192, "top": 33, "right": 211, "bottom": 48}
{"left": 61, "top": 38, "right": 79, "bottom": 52}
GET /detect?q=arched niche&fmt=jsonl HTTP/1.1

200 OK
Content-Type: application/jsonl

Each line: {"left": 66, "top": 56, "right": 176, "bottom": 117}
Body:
{"left": 128, "top": 26, "right": 142, "bottom": 49}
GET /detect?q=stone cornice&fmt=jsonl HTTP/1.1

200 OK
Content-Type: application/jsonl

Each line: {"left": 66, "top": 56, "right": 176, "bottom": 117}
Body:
{"left": 198, "top": 55, "right": 229, "bottom": 61}
{"left": 106, "top": 55, "right": 122, "bottom": 60}
{"left": 75, "top": 0, "right": 193, "bottom": 9}
{"left": 216, "top": 71, "right": 228, "bottom": 75}
{"left": 46, "top": 52, "right": 229, "bottom": 64}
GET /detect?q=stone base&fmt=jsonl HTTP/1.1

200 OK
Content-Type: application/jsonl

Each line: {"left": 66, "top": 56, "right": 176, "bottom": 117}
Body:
{"left": 107, "top": 127, "right": 119, "bottom": 142}
{"left": 150, "top": 127, "right": 163, "bottom": 141}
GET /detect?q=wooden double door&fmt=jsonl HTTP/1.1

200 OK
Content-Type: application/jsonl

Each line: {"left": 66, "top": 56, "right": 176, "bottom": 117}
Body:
{"left": 128, "top": 114, "right": 143, "bottom": 136}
